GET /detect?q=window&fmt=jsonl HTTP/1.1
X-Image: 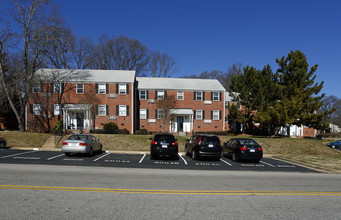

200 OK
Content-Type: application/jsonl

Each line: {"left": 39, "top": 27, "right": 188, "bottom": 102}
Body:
{"left": 76, "top": 83, "right": 84, "bottom": 94}
{"left": 140, "top": 109, "right": 147, "bottom": 119}
{"left": 33, "top": 83, "right": 41, "bottom": 93}
{"left": 140, "top": 90, "right": 147, "bottom": 100}
{"left": 157, "top": 90, "right": 165, "bottom": 100}
{"left": 195, "top": 91, "right": 203, "bottom": 101}
{"left": 54, "top": 83, "right": 61, "bottom": 93}
{"left": 157, "top": 109, "right": 165, "bottom": 119}
{"left": 54, "top": 104, "right": 62, "bottom": 115}
{"left": 98, "top": 105, "right": 107, "bottom": 116}
{"left": 177, "top": 91, "right": 184, "bottom": 100}
{"left": 212, "top": 110, "right": 220, "bottom": 120}
{"left": 32, "top": 104, "right": 41, "bottom": 115}
{"left": 98, "top": 84, "right": 106, "bottom": 94}
{"left": 119, "top": 83, "right": 127, "bottom": 94}
{"left": 212, "top": 92, "right": 220, "bottom": 101}
{"left": 119, "top": 105, "right": 127, "bottom": 116}
{"left": 195, "top": 110, "right": 203, "bottom": 120}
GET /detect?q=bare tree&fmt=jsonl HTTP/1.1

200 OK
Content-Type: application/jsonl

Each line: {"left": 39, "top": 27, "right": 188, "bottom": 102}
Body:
{"left": 156, "top": 94, "right": 177, "bottom": 132}
{"left": 0, "top": 0, "right": 67, "bottom": 131}
{"left": 149, "top": 51, "right": 177, "bottom": 77}
{"left": 320, "top": 95, "right": 341, "bottom": 127}
{"left": 70, "top": 36, "right": 95, "bottom": 69}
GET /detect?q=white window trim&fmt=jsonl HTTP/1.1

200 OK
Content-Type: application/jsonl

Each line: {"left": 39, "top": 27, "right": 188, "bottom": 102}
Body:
{"left": 196, "top": 91, "right": 203, "bottom": 101}
{"left": 98, "top": 105, "right": 106, "bottom": 116}
{"left": 98, "top": 84, "right": 106, "bottom": 94}
{"left": 33, "top": 104, "right": 41, "bottom": 115}
{"left": 119, "top": 105, "right": 127, "bottom": 116}
{"left": 33, "top": 83, "right": 41, "bottom": 93}
{"left": 157, "top": 90, "right": 165, "bottom": 100}
{"left": 140, "top": 109, "right": 147, "bottom": 119}
{"left": 213, "top": 110, "right": 220, "bottom": 120}
{"left": 140, "top": 90, "right": 146, "bottom": 100}
{"left": 195, "top": 110, "right": 203, "bottom": 120}
{"left": 213, "top": 92, "right": 220, "bottom": 101}
{"left": 177, "top": 91, "right": 184, "bottom": 100}
{"left": 76, "top": 83, "right": 84, "bottom": 94}
{"left": 119, "top": 83, "right": 127, "bottom": 94}
{"left": 157, "top": 109, "right": 165, "bottom": 119}
{"left": 54, "top": 104, "right": 62, "bottom": 116}
{"left": 54, "top": 83, "right": 62, "bottom": 93}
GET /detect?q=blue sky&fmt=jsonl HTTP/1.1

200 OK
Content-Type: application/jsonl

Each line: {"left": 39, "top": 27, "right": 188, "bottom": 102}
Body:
{"left": 56, "top": 0, "right": 341, "bottom": 97}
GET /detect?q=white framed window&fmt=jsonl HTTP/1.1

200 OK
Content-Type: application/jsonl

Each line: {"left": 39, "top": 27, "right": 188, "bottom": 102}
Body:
{"left": 33, "top": 83, "right": 41, "bottom": 93}
{"left": 140, "top": 90, "right": 147, "bottom": 100}
{"left": 157, "top": 90, "right": 165, "bottom": 100}
{"left": 140, "top": 109, "right": 147, "bottom": 119}
{"left": 119, "top": 105, "right": 127, "bottom": 116}
{"left": 54, "top": 104, "right": 62, "bottom": 115}
{"left": 98, "top": 105, "right": 107, "bottom": 116}
{"left": 212, "top": 110, "right": 220, "bottom": 120}
{"left": 177, "top": 91, "right": 184, "bottom": 100}
{"left": 157, "top": 109, "right": 165, "bottom": 119}
{"left": 195, "top": 91, "right": 203, "bottom": 101}
{"left": 119, "top": 83, "right": 127, "bottom": 94}
{"left": 32, "top": 104, "right": 41, "bottom": 115}
{"left": 212, "top": 92, "right": 220, "bottom": 101}
{"left": 195, "top": 110, "right": 203, "bottom": 120}
{"left": 98, "top": 84, "right": 106, "bottom": 94}
{"left": 54, "top": 83, "right": 61, "bottom": 93}
{"left": 76, "top": 83, "right": 84, "bottom": 94}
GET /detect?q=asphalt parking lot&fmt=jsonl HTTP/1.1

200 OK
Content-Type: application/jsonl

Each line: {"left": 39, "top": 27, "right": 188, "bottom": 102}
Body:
{"left": 0, "top": 149, "right": 318, "bottom": 172}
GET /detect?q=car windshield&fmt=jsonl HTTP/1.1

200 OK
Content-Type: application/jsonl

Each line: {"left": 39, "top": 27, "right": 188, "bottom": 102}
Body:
{"left": 154, "top": 135, "right": 175, "bottom": 143}
{"left": 239, "top": 139, "right": 257, "bottom": 145}
{"left": 68, "top": 135, "right": 89, "bottom": 141}
{"left": 201, "top": 136, "right": 220, "bottom": 143}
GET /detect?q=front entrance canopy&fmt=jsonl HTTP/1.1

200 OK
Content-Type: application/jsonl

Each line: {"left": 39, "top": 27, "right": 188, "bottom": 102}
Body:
{"left": 63, "top": 104, "right": 93, "bottom": 111}
{"left": 63, "top": 104, "right": 93, "bottom": 131}
{"left": 169, "top": 109, "right": 193, "bottom": 115}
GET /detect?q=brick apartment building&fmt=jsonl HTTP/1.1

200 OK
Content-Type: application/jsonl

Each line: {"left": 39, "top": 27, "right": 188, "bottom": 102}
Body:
{"left": 137, "top": 77, "right": 226, "bottom": 134}
{"left": 27, "top": 69, "right": 136, "bottom": 133}
{"left": 27, "top": 69, "right": 227, "bottom": 134}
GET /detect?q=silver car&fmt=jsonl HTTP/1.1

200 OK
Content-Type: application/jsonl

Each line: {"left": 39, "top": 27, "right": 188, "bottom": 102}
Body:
{"left": 62, "top": 134, "right": 102, "bottom": 156}
{"left": 0, "top": 137, "right": 7, "bottom": 148}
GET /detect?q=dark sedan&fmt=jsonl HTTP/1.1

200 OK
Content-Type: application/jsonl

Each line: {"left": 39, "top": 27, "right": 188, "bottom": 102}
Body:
{"left": 0, "top": 137, "right": 7, "bottom": 148}
{"left": 326, "top": 140, "right": 341, "bottom": 150}
{"left": 150, "top": 133, "right": 178, "bottom": 159}
{"left": 222, "top": 138, "right": 263, "bottom": 162}
{"left": 185, "top": 134, "right": 222, "bottom": 161}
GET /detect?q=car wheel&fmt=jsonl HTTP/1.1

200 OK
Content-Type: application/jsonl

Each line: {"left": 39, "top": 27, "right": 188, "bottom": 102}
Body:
{"left": 150, "top": 153, "right": 155, "bottom": 160}
{"left": 215, "top": 156, "right": 221, "bottom": 161}
{"left": 65, "top": 152, "right": 70, "bottom": 156}
{"left": 232, "top": 153, "right": 238, "bottom": 162}
{"left": 255, "top": 159, "right": 261, "bottom": 163}
{"left": 0, "top": 142, "right": 5, "bottom": 148}
{"left": 99, "top": 145, "right": 103, "bottom": 152}
{"left": 88, "top": 148, "right": 93, "bottom": 157}
{"left": 185, "top": 147, "right": 189, "bottom": 156}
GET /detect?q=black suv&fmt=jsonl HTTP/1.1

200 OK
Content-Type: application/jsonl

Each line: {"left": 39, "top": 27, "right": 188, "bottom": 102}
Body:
{"left": 185, "top": 134, "right": 222, "bottom": 161}
{"left": 150, "top": 133, "right": 178, "bottom": 159}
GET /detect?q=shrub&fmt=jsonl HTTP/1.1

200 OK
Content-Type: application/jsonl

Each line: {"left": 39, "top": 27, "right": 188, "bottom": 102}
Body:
{"left": 54, "top": 120, "right": 64, "bottom": 134}
{"left": 118, "top": 128, "right": 130, "bottom": 134}
{"left": 135, "top": 129, "right": 148, "bottom": 135}
{"left": 103, "top": 122, "right": 118, "bottom": 134}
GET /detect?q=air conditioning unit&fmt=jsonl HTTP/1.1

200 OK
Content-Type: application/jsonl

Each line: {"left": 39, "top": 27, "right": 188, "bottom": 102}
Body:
{"left": 148, "top": 99, "right": 155, "bottom": 103}
{"left": 109, "top": 116, "right": 116, "bottom": 120}
{"left": 108, "top": 94, "right": 117, "bottom": 98}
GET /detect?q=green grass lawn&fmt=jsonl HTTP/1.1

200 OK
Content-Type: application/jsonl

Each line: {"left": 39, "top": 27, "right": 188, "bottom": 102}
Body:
{"left": 1, "top": 131, "right": 340, "bottom": 172}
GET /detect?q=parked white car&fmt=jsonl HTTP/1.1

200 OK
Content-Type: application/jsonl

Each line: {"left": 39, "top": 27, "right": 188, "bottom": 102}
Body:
{"left": 62, "top": 134, "right": 102, "bottom": 156}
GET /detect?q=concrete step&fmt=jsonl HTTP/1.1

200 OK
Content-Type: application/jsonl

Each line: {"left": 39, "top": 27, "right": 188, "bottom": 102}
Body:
{"left": 41, "top": 136, "right": 56, "bottom": 148}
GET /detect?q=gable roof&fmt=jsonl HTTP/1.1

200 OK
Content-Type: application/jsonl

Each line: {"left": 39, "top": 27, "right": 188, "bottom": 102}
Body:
{"left": 137, "top": 77, "right": 225, "bottom": 91}
{"left": 35, "top": 69, "right": 136, "bottom": 83}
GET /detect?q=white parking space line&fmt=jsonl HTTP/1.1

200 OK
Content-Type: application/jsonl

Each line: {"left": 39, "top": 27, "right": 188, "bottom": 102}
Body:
{"left": 139, "top": 152, "right": 146, "bottom": 163}
{"left": 1, "top": 151, "right": 36, "bottom": 159}
{"left": 93, "top": 153, "right": 110, "bottom": 162}
{"left": 260, "top": 161, "right": 276, "bottom": 167}
{"left": 178, "top": 153, "right": 188, "bottom": 165}
{"left": 220, "top": 158, "right": 232, "bottom": 166}
{"left": 47, "top": 154, "right": 65, "bottom": 161}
